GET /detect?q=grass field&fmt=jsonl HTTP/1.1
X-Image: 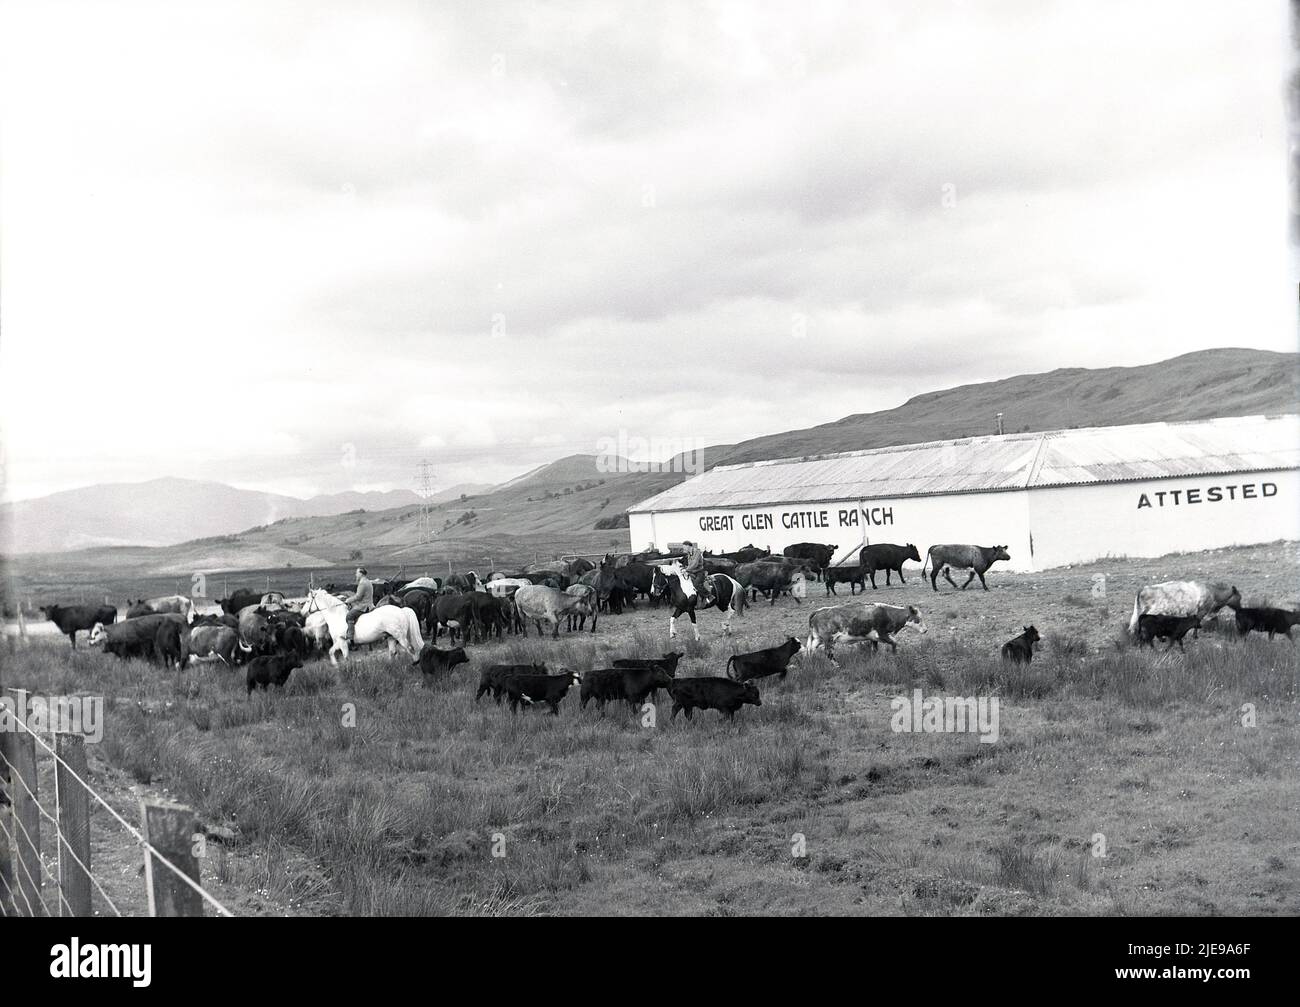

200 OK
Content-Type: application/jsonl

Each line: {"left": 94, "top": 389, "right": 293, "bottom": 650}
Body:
{"left": 2, "top": 542, "right": 1297, "bottom": 916}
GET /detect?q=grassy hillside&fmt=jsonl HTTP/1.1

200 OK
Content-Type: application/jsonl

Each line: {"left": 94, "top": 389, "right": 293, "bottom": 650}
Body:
{"left": 705, "top": 347, "right": 1298, "bottom": 467}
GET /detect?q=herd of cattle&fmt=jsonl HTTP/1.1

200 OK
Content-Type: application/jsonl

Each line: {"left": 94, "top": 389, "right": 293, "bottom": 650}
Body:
{"left": 29, "top": 540, "right": 1300, "bottom": 722}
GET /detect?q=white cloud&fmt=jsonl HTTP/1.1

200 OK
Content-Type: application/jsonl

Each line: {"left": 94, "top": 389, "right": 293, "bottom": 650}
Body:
{"left": 0, "top": 0, "right": 1292, "bottom": 501}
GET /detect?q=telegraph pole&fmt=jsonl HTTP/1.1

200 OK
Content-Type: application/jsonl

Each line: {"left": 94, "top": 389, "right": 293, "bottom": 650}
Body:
{"left": 416, "top": 459, "right": 434, "bottom": 544}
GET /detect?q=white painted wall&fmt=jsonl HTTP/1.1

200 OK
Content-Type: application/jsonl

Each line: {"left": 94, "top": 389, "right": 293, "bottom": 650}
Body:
{"left": 629, "top": 491, "right": 1035, "bottom": 572}
{"left": 1027, "top": 469, "right": 1299, "bottom": 568}
{"left": 629, "top": 468, "right": 1299, "bottom": 572}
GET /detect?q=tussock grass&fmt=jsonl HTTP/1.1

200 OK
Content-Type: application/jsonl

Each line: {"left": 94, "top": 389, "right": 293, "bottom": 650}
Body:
{"left": 4, "top": 543, "right": 1297, "bottom": 917}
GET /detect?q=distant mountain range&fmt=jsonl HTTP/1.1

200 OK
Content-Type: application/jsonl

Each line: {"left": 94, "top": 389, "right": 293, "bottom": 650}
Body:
{"left": 3, "top": 347, "right": 1295, "bottom": 565}
{"left": 0, "top": 478, "right": 491, "bottom": 554}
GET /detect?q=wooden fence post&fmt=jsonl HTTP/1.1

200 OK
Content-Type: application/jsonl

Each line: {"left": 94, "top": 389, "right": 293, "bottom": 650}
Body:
{"left": 6, "top": 687, "right": 45, "bottom": 915}
{"left": 141, "top": 798, "right": 203, "bottom": 917}
{"left": 54, "top": 732, "right": 92, "bottom": 917}
{"left": 0, "top": 694, "right": 15, "bottom": 914}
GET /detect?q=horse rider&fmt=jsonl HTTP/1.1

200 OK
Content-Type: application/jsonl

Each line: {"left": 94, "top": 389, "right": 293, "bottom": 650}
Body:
{"left": 342, "top": 566, "right": 374, "bottom": 643}
{"left": 680, "top": 541, "right": 714, "bottom": 605}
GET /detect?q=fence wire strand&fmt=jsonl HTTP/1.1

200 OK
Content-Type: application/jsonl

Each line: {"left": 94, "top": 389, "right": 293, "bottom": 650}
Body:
{"left": 1, "top": 719, "right": 233, "bottom": 918}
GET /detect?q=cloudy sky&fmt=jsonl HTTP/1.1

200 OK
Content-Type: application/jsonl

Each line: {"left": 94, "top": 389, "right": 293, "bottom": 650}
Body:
{"left": 0, "top": 0, "right": 1294, "bottom": 502}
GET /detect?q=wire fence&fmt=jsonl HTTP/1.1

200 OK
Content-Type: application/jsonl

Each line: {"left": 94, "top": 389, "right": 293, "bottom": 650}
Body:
{"left": 0, "top": 686, "right": 233, "bottom": 918}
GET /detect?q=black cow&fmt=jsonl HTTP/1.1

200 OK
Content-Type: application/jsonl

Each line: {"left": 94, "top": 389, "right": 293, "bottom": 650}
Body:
{"left": 467, "top": 592, "right": 504, "bottom": 640}
{"left": 476, "top": 663, "right": 546, "bottom": 704}
{"left": 90, "top": 613, "right": 186, "bottom": 661}
{"left": 858, "top": 543, "right": 922, "bottom": 588}
{"left": 669, "top": 677, "right": 762, "bottom": 721}
{"left": 612, "top": 652, "right": 684, "bottom": 701}
{"left": 154, "top": 620, "right": 188, "bottom": 669}
{"left": 503, "top": 670, "right": 580, "bottom": 715}
{"left": 622, "top": 666, "right": 674, "bottom": 708}
{"left": 581, "top": 661, "right": 677, "bottom": 710}
{"left": 725, "top": 637, "right": 802, "bottom": 682}
{"left": 493, "top": 594, "right": 524, "bottom": 635}
{"left": 783, "top": 543, "right": 839, "bottom": 578}
{"left": 434, "top": 593, "right": 479, "bottom": 645}
{"left": 1136, "top": 614, "right": 1202, "bottom": 651}
{"left": 715, "top": 545, "right": 770, "bottom": 564}
{"left": 273, "top": 622, "right": 310, "bottom": 658}
{"left": 400, "top": 588, "right": 436, "bottom": 635}
{"left": 579, "top": 669, "right": 627, "bottom": 710}
{"left": 219, "top": 589, "right": 262, "bottom": 616}
{"left": 615, "top": 562, "right": 657, "bottom": 602}
{"left": 245, "top": 654, "right": 302, "bottom": 695}
{"left": 824, "top": 565, "right": 866, "bottom": 595}
{"left": 412, "top": 644, "right": 469, "bottom": 682}
{"left": 1229, "top": 605, "right": 1300, "bottom": 642}
{"left": 1000, "top": 625, "right": 1041, "bottom": 663}
{"left": 40, "top": 604, "right": 117, "bottom": 648}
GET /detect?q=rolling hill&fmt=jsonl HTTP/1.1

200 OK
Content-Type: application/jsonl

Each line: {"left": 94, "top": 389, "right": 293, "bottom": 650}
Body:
{"left": 699, "top": 347, "right": 1300, "bottom": 468}
{"left": 6, "top": 347, "right": 1296, "bottom": 579}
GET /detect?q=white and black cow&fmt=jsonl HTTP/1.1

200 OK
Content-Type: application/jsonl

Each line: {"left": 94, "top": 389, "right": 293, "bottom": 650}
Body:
{"left": 1127, "top": 581, "right": 1240, "bottom": 636}
{"left": 804, "top": 603, "right": 928, "bottom": 661}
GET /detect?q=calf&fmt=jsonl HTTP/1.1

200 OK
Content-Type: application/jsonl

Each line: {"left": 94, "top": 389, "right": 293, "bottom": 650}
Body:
{"left": 725, "top": 637, "right": 802, "bottom": 682}
{"left": 580, "top": 668, "right": 628, "bottom": 710}
{"left": 1000, "top": 625, "right": 1041, "bottom": 663}
{"left": 412, "top": 644, "right": 470, "bottom": 682}
{"left": 1136, "top": 613, "right": 1202, "bottom": 651}
{"left": 580, "top": 666, "right": 674, "bottom": 710}
{"left": 503, "top": 670, "right": 581, "bottom": 715}
{"left": 1128, "top": 581, "right": 1241, "bottom": 636}
{"left": 824, "top": 565, "right": 866, "bottom": 595}
{"left": 1230, "top": 605, "right": 1300, "bottom": 642}
{"left": 476, "top": 663, "right": 546, "bottom": 704}
{"left": 805, "top": 603, "right": 928, "bottom": 661}
{"left": 859, "top": 543, "right": 922, "bottom": 588}
{"left": 612, "top": 652, "right": 684, "bottom": 701}
{"left": 668, "top": 678, "right": 762, "bottom": 722}
{"left": 245, "top": 654, "right": 302, "bottom": 695}
{"left": 40, "top": 603, "right": 118, "bottom": 648}
{"left": 924, "top": 544, "right": 1010, "bottom": 591}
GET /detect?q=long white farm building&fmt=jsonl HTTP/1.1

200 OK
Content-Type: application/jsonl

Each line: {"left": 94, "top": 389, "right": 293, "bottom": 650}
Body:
{"left": 626, "top": 414, "right": 1300, "bottom": 572}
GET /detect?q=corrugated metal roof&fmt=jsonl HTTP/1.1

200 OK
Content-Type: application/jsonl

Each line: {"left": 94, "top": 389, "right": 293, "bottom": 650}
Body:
{"left": 628, "top": 414, "right": 1300, "bottom": 513}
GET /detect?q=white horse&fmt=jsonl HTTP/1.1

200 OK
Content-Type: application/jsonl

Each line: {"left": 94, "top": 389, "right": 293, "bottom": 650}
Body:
{"left": 301, "top": 589, "right": 424, "bottom": 666}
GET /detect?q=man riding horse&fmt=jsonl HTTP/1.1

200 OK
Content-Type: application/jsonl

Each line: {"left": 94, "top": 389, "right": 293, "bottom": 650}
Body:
{"left": 341, "top": 566, "right": 374, "bottom": 643}
{"left": 681, "top": 541, "right": 714, "bottom": 606}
